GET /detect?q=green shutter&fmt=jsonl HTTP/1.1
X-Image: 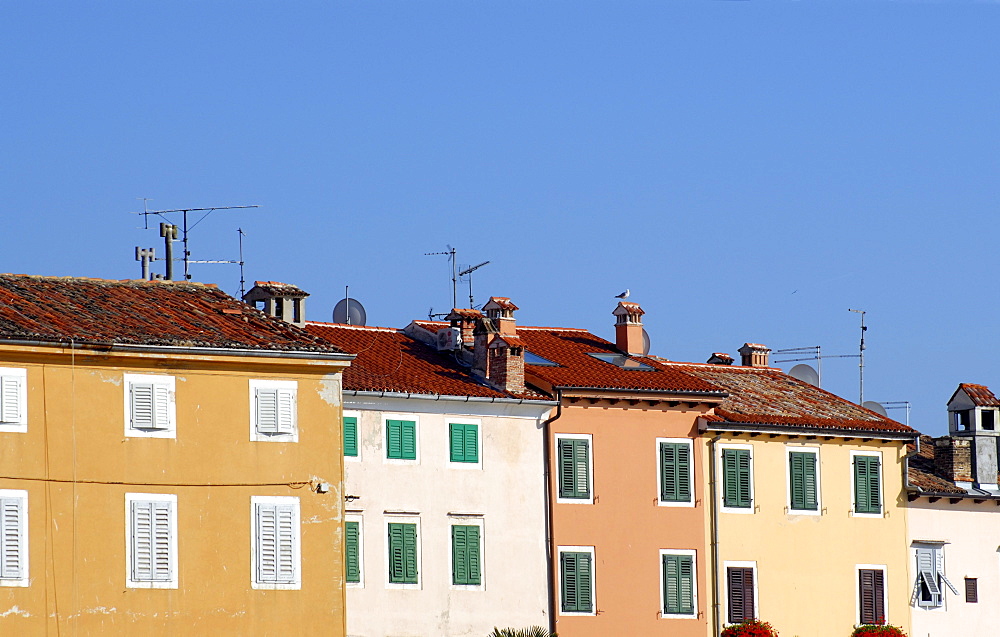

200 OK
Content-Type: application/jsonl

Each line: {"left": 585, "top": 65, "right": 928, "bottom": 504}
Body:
{"left": 561, "top": 551, "right": 593, "bottom": 612}
{"left": 387, "top": 420, "right": 417, "bottom": 460}
{"left": 450, "top": 424, "right": 479, "bottom": 463}
{"left": 401, "top": 420, "right": 417, "bottom": 460}
{"left": 451, "top": 525, "right": 481, "bottom": 585}
{"left": 343, "top": 417, "right": 358, "bottom": 457}
{"left": 660, "top": 442, "right": 692, "bottom": 502}
{"left": 662, "top": 554, "right": 695, "bottom": 615}
{"left": 387, "top": 420, "right": 402, "bottom": 458}
{"left": 345, "top": 521, "right": 360, "bottom": 583}
{"left": 789, "top": 452, "right": 817, "bottom": 511}
{"left": 723, "top": 449, "right": 751, "bottom": 508}
{"left": 464, "top": 425, "right": 478, "bottom": 463}
{"left": 388, "top": 523, "right": 418, "bottom": 584}
{"left": 854, "top": 456, "right": 881, "bottom": 514}
{"left": 558, "top": 439, "right": 591, "bottom": 499}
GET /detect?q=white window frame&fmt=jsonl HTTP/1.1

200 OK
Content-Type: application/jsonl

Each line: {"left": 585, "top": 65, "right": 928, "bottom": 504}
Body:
{"left": 250, "top": 496, "right": 301, "bottom": 590}
{"left": 656, "top": 437, "right": 695, "bottom": 508}
{"left": 125, "top": 493, "right": 177, "bottom": 589}
{"left": 448, "top": 418, "right": 483, "bottom": 470}
{"left": 723, "top": 560, "right": 759, "bottom": 627}
{"left": 855, "top": 563, "right": 888, "bottom": 626}
{"left": 123, "top": 373, "right": 176, "bottom": 438}
{"left": 384, "top": 514, "right": 421, "bottom": 590}
{"left": 382, "top": 414, "right": 420, "bottom": 465}
{"left": 659, "top": 548, "right": 697, "bottom": 619}
{"left": 345, "top": 513, "right": 365, "bottom": 588}
{"left": 343, "top": 409, "right": 362, "bottom": 463}
{"left": 785, "top": 445, "right": 822, "bottom": 516}
{"left": 718, "top": 443, "right": 755, "bottom": 515}
{"left": 555, "top": 433, "right": 594, "bottom": 505}
{"left": 850, "top": 451, "right": 884, "bottom": 519}
{"left": 557, "top": 545, "right": 596, "bottom": 616}
{"left": 0, "top": 367, "right": 28, "bottom": 433}
{"left": 448, "top": 514, "right": 485, "bottom": 591}
{"left": 249, "top": 379, "right": 298, "bottom": 442}
{"left": 0, "top": 489, "right": 28, "bottom": 587}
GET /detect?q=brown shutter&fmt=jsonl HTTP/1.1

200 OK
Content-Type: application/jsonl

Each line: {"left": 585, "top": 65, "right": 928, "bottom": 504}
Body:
{"left": 966, "top": 577, "right": 978, "bottom": 603}
{"left": 859, "top": 569, "right": 885, "bottom": 625}
{"left": 727, "top": 567, "right": 755, "bottom": 623}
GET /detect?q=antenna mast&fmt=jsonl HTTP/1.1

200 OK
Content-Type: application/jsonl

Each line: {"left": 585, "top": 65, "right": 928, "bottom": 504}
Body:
{"left": 458, "top": 260, "right": 491, "bottom": 308}
{"left": 425, "top": 246, "right": 457, "bottom": 309}
{"left": 848, "top": 309, "right": 867, "bottom": 403}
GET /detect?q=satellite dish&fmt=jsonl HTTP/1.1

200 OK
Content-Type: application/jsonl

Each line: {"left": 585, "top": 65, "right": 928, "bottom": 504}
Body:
{"left": 641, "top": 329, "right": 650, "bottom": 356}
{"left": 788, "top": 364, "right": 820, "bottom": 386}
{"left": 332, "top": 298, "right": 367, "bottom": 326}
{"left": 862, "top": 401, "right": 888, "bottom": 417}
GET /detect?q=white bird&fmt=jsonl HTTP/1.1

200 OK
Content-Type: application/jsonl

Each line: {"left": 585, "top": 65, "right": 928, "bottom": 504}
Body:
{"left": 614, "top": 289, "right": 630, "bottom": 299}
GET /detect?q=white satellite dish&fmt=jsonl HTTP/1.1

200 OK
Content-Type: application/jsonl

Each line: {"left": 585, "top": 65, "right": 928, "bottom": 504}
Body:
{"left": 641, "top": 329, "right": 651, "bottom": 356}
{"left": 788, "top": 364, "right": 820, "bottom": 386}
{"left": 862, "top": 401, "right": 888, "bottom": 417}
{"left": 332, "top": 298, "right": 367, "bottom": 326}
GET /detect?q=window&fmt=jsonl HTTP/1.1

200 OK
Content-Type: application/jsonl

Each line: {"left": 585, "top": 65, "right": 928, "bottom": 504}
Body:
{"left": 124, "top": 374, "right": 175, "bottom": 438}
{"left": 726, "top": 565, "right": 756, "bottom": 624}
{"left": 449, "top": 423, "right": 479, "bottom": 464}
{"left": 722, "top": 447, "right": 753, "bottom": 510}
{"left": 345, "top": 518, "right": 362, "bottom": 585}
{"left": 658, "top": 439, "right": 693, "bottom": 505}
{"left": 661, "top": 551, "right": 696, "bottom": 617}
{"left": 249, "top": 380, "right": 297, "bottom": 441}
{"left": 913, "top": 545, "right": 957, "bottom": 609}
{"left": 126, "top": 493, "right": 176, "bottom": 588}
{"left": 853, "top": 453, "right": 882, "bottom": 515}
{"left": 385, "top": 419, "right": 417, "bottom": 461}
{"left": 586, "top": 352, "right": 655, "bottom": 371}
{"left": 344, "top": 415, "right": 359, "bottom": 458}
{"left": 557, "top": 435, "right": 592, "bottom": 502}
{"left": 788, "top": 449, "right": 819, "bottom": 512}
{"left": 0, "top": 367, "right": 27, "bottom": 432}
{"left": 983, "top": 410, "right": 996, "bottom": 431}
{"left": 451, "top": 524, "right": 482, "bottom": 586}
{"left": 251, "top": 496, "right": 300, "bottom": 589}
{"left": 559, "top": 547, "right": 594, "bottom": 614}
{"left": 0, "top": 490, "right": 28, "bottom": 586}
{"left": 858, "top": 567, "right": 886, "bottom": 625}
{"left": 387, "top": 522, "right": 419, "bottom": 585}
{"left": 965, "top": 577, "right": 978, "bottom": 603}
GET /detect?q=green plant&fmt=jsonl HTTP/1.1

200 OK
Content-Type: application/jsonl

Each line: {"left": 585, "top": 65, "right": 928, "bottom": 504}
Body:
{"left": 487, "top": 627, "right": 555, "bottom": 637}
{"left": 721, "top": 619, "right": 779, "bottom": 637}
{"left": 851, "top": 625, "right": 907, "bottom": 637}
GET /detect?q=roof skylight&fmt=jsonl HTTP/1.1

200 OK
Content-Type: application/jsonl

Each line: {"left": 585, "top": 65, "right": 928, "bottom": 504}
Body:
{"left": 524, "top": 350, "right": 560, "bottom": 367}
{"left": 587, "top": 352, "right": 655, "bottom": 371}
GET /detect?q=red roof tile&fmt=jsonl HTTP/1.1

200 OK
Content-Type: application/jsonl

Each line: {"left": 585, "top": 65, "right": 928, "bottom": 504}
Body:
{"left": 0, "top": 274, "right": 340, "bottom": 353}
{"left": 957, "top": 383, "right": 1000, "bottom": 407}
{"left": 484, "top": 297, "right": 518, "bottom": 311}
{"left": 249, "top": 281, "right": 310, "bottom": 297}
{"left": 907, "top": 435, "right": 969, "bottom": 494}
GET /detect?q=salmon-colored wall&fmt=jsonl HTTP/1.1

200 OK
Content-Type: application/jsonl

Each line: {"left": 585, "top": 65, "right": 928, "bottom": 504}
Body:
{"left": 0, "top": 345, "right": 348, "bottom": 635}
{"left": 551, "top": 401, "right": 711, "bottom": 637}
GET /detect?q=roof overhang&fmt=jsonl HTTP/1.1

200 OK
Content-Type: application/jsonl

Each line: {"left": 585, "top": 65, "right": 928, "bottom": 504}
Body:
{"left": 700, "top": 418, "right": 917, "bottom": 441}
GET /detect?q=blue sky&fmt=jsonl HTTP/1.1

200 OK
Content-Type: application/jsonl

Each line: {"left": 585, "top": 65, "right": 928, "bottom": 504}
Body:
{"left": 2, "top": 1, "right": 997, "bottom": 435}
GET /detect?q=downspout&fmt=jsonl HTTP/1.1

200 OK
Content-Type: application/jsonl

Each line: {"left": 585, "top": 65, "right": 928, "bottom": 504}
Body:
{"left": 709, "top": 434, "right": 723, "bottom": 637}
{"left": 542, "top": 389, "right": 563, "bottom": 635}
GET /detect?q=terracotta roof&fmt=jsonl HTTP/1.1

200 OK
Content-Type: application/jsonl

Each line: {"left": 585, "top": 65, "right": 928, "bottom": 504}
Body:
{"left": 446, "top": 308, "right": 483, "bottom": 320}
{"left": 304, "top": 321, "right": 550, "bottom": 401}
{"left": 907, "top": 435, "right": 967, "bottom": 494}
{"left": 613, "top": 301, "right": 645, "bottom": 316}
{"left": 483, "top": 297, "right": 518, "bottom": 311}
{"left": 0, "top": 274, "right": 341, "bottom": 353}
{"left": 670, "top": 362, "right": 916, "bottom": 434}
{"left": 249, "top": 281, "right": 310, "bottom": 297}
{"left": 957, "top": 383, "right": 1000, "bottom": 407}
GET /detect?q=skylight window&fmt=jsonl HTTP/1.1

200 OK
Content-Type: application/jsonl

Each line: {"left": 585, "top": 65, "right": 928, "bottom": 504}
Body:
{"left": 587, "top": 352, "right": 655, "bottom": 371}
{"left": 524, "top": 350, "right": 560, "bottom": 367}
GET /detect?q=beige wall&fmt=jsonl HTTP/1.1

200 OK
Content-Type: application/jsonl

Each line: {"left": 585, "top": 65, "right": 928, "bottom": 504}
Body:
{"left": 711, "top": 434, "right": 911, "bottom": 637}
{"left": 0, "top": 344, "right": 348, "bottom": 636}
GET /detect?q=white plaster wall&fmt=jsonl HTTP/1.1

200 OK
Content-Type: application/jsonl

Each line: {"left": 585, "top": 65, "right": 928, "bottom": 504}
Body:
{"left": 908, "top": 500, "right": 1000, "bottom": 637}
{"left": 344, "top": 396, "right": 553, "bottom": 637}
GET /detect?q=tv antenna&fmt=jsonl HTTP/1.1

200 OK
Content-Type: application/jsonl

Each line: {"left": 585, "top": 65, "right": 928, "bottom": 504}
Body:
{"left": 774, "top": 344, "right": 863, "bottom": 390}
{"left": 133, "top": 203, "right": 259, "bottom": 281}
{"left": 458, "top": 260, "right": 490, "bottom": 308}
{"left": 848, "top": 308, "right": 867, "bottom": 403}
{"left": 425, "top": 245, "right": 458, "bottom": 309}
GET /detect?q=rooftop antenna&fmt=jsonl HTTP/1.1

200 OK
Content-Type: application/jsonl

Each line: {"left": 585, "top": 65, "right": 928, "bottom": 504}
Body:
{"left": 458, "top": 260, "right": 490, "bottom": 308}
{"left": 237, "top": 228, "right": 247, "bottom": 298}
{"left": 849, "top": 308, "right": 867, "bottom": 404}
{"left": 425, "top": 245, "right": 457, "bottom": 309}
{"left": 774, "top": 344, "right": 863, "bottom": 390}
{"left": 878, "top": 401, "right": 911, "bottom": 427}
{"left": 134, "top": 204, "right": 259, "bottom": 280}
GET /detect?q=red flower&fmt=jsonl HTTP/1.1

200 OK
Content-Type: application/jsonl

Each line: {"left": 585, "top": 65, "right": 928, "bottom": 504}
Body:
{"left": 721, "top": 619, "right": 780, "bottom": 637}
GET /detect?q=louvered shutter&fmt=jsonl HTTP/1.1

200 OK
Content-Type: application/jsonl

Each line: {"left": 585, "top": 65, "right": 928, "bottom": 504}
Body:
{"left": 345, "top": 521, "right": 360, "bottom": 583}
{"left": 866, "top": 457, "right": 881, "bottom": 513}
{"left": 464, "top": 425, "right": 478, "bottom": 463}
{"left": 275, "top": 389, "right": 296, "bottom": 434}
{"left": 256, "top": 388, "right": 279, "bottom": 434}
{"left": 663, "top": 555, "right": 680, "bottom": 614}
{"left": 723, "top": 450, "right": 739, "bottom": 507}
{"left": 802, "top": 452, "right": 818, "bottom": 509}
{"left": 558, "top": 440, "right": 576, "bottom": 498}
{"left": 859, "top": 569, "right": 885, "bottom": 624}
{"left": 855, "top": 456, "right": 881, "bottom": 514}
{"left": 275, "top": 505, "right": 295, "bottom": 582}
{"left": 561, "top": 552, "right": 578, "bottom": 611}
{"left": 916, "top": 548, "right": 941, "bottom": 606}
{"left": 736, "top": 451, "right": 751, "bottom": 508}
{"left": 789, "top": 452, "right": 817, "bottom": 510}
{"left": 450, "top": 424, "right": 465, "bottom": 462}
{"left": 966, "top": 577, "right": 978, "bottom": 603}
{"left": 452, "top": 525, "right": 468, "bottom": 584}
{"left": 131, "top": 383, "right": 155, "bottom": 429}
{"left": 402, "top": 523, "right": 418, "bottom": 582}
{"left": 678, "top": 555, "right": 694, "bottom": 614}
{"left": 561, "top": 551, "right": 592, "bottom": 612}
{"left": 576, "top": 552, "right": 593, "bottom": 612}
{"left": 152, "top": 385, "right": 170, "bottom": 430}
{"left": 400, "top": 420, "right": 416, "bottom": 460}
{"left": 661, "top": 443, "right": 692, "bottom": 502}
{"left": 343, "top": 417, "right": 358, "bottom": 457}
{"left": 257, "top": 503, "right": 278, "bottom": 582}
{"left": 676, "top": 444, "right": 691, "bottom": 502}
{"left": 152, "top": 502, "right": 172, "bottom": 581}
{"left": 466, "top": 525, "right": 480, "bottom": 585}
{"left": 387, "top": 420, "right": 402, "bottom": 458}
{"left": 0, "top": 497, "right": 24, "bottom": 580}
{"left": 573, "top": 440, "right": 590, "bottom": 498}
{"left": 388, "top": 523, "right": 417, "bottom": 584}
{"left": 131, "top": 500, "right": 154, "bottom": 581}
{"left": 728, "top": 567, "right": 754, "bottom": 623}
{"left": 0, "top": 375, "right": 22, "bottom": 424}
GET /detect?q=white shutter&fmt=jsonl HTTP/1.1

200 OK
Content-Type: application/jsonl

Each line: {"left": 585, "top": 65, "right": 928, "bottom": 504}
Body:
{"left": 0, "top": 375, "right": 22, "bottom": 424}
{"left": 131, "top": 501, "right": 154, "bottom": 581}
{"left": 152, "top": 385, "right": 170, "bottom": 430}
{"left": 256, "top": 503, "right": 278, "bottom": 582}
{"left": 151, "top": 501, "right": 172, "bottom": 581}
{"left": 0, "top": 497, "right": 24, "bottom": 580}
{"left": 937, "top": 551, "right": 959, "bottom": 595}
{"left": 256, "top": 389, "right": 279, "bottom": 434}
{"left": 254, "top": 500, "right": 298, "bottom": 585}
{"left": 276, "top": 505, "right": 296, "bottom": 582}
{"left": 275, "top": 389, "right": 296, "bottom": 435}
{"left": 130, "top": 383, "right": 155, "bottom": 429}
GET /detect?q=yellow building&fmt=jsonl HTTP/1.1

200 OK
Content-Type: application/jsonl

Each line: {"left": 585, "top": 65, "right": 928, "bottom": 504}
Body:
{"left": 672, "top": 345, "right": 917, "bottom": 637}
{"left": 0, "top": 275, "right": 352, "bottom": 635}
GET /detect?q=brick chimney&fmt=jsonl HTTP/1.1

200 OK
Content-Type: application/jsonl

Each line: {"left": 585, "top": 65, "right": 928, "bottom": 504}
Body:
{"left": 242, "top": 281, "right": 309, "bottom": 327}
{"left": 472, "top": 297, "right": 525, "bottom": 393}
{"left": 472, "top": 317, "right": 496, "bottom": 379}
{"left": 613, "top": 301, "right": 645, "bottom": 356}
{"left": 934, "top": 436, "right": 973, "bottom": 485}
{"left": 446, "top": 308, "right": 482, "bottom": 349}
{"left": 738, "top": 343, "right": 770, "bottom": 368}
{"left": 488, "top": 335, "right": 526, "bottom": 394}
{"left": 707, "top": 352, "right": 734, "bottom": 365}
{"left": 483, "top": 297, "right": 518, "bottom": 337}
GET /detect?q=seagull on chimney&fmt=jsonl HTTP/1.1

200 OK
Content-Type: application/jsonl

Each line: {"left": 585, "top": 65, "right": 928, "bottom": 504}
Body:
{"left": 615, "top": 289, "right": 630, "bottom": 299}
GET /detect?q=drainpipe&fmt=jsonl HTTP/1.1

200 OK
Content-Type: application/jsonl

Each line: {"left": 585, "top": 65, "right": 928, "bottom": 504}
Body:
{"left": 542, "top": 389, "right": 563, "bottom": 635}
{"left": 709, "top": 434, "right": 723, "bottom": 636}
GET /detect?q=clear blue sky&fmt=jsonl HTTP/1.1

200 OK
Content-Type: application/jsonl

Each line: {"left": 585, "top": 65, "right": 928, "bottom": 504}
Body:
{"left": 2, "top": 2, "right": 997, "bottom": 435}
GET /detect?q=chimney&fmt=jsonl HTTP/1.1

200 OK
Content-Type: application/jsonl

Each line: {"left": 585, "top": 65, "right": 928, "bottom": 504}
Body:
{"left": 738, "top": 343, "right": 770, "bottom": 368}
{"left": 488, "top": 335, "right": 526, "bottom": 394}
{"left": 242, "top": 281, "right": 309, "bottom": 327}
{"left": 707, "top": 352, "right": 734, "bottom": 365}
{"left": 482, "top": 297, "right": 518, "bottom": 337}
{"left": 934, "top": 436, "right": 973, "bottom": 485}
{"left": 472, "top": 316, "right": 497, "bottom": 379}
{"left": 613, "top": 302, "right": 646, "bottom": 356}
{"left": 446, "top": 308, "right": 482, "bottom": 349}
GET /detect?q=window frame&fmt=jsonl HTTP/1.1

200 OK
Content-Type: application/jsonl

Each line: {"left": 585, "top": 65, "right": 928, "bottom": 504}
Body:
{"left": 343, "top": 410, "right": 361, "bottom": 461}
{"left": 384, "top": 516, "right": 421, "bottom": 590}
{"left": 123, "top": 373, "right": 176, "bottom": 439}
{"left": 659, "top": 548, "right": 697, "bottom": 619}
{"left": 0, "top": 367, "right": 28, "bottom": 433}
{"left": 448, "top": 419, "right": 482, "bottom": 469}
{"left": 125, "top": 492, "right": 177, "bottom": 589}
{"left": 719, "top": 444, "right": 755, "bottom": 514}
{"left": 555, "top": 433, "right": 593, "bottom": 504}
{"left": 724, "top": 560, "right": 758, "bottom": 625}
{"left": 383, "top": 414, "right": 419, "bottom": 464}
{"left": 558, "top": 545, "right": 596, "bottom": 616}
{"left": 657, "top": 438, "right": 695, "bottom": 507}
{"left": 856, "top": 564, "right": 888, "bottom": 626}
{"left": 449, "top": 517, "right": 485, "bottom": 589}
{"left": 250, "top": 495, "right": 301, "bottom": 590}
{"left": 249, "top": 379, "right": 298, "bottom": 442}
{"left": 851, "top": 451, "right": 883, "bottom": 518}
{"left": 0, "top": 489, "right": 28, "bottom": 587}
{"left": 345, "top": 513, "right": 364, "bottom": 588}
{"left": 785, "top": 446, "right": 821, "bottom": 515}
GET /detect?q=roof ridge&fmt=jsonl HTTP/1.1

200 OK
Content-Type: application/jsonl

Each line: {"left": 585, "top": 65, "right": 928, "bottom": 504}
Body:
{"left": 306, "top": 321, "right": 399, "bottom": 333}
{"left": 0, "top": 273, "right": 219, "bottom": 289}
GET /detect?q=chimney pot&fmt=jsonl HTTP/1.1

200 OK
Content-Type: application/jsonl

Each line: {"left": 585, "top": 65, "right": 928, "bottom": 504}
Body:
{"left": 707, "top": 352, "right": 734, "bottom": 365}
{"left": 738, "top": 343, "right": 770, "bottom": 367}
{"left": 613, "top": 301, "right": 646, "bottom": 356}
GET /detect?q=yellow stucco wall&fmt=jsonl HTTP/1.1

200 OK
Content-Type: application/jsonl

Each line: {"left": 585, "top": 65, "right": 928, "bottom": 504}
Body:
{"left": 0, "top": 344, "right": 348, "bottom": 635}
{"left": 709, "top": 434, "right": 911, "bottom": 637}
